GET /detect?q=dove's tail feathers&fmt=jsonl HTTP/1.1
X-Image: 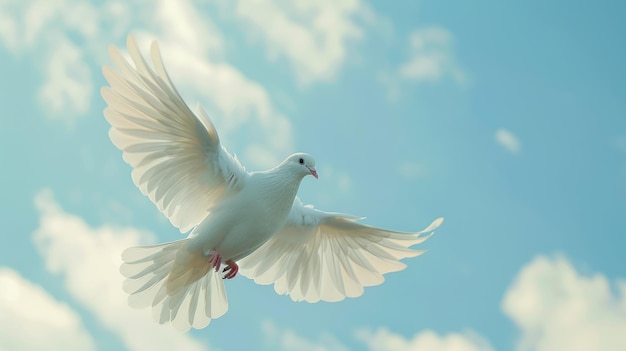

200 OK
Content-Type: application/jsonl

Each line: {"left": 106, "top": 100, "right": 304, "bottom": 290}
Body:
{"left": 120, "top": 239, "right": 228, "bottom": 331}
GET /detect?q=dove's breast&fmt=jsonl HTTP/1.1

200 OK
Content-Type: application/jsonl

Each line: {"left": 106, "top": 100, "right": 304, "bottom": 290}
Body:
{"left": 188, "top": 171, "right": 303, "bottom": 261}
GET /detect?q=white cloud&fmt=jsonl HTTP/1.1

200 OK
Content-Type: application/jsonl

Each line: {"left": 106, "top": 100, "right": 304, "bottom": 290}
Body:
{"left": 0, "top": 0, "right": 101, "bottom": 53}
{"left": 262, "top": 321, "right": 492, "bottom": 351}
{"left": 261, "top": 254, "right": 626, "bottom": 351}
{"left": 0, "top": 1, "right": 17, "bottom": 50}
{"left": 101, "top": 1, "right": 131, "bottom": 39}
{"left": 380, "top": 27, "right": 464, "bottom": 100}
{"left": 356, "top": 328, "right": 493, "bottom": 351}
{"left": 152, "top": 0, "right": 223, "bottom": 58}
{"left": 399, "top": 28, "right": 464, "bottom": 85}
{"left": 38, "top": 34, "right": 92, "bottom": 118}
{"left": 0, "top": 267, "right": 95, "bottom": 351}
{"left": 0, "top": 0, "right": 295, "bottom": 160}
{"left": 232, "top": 0, "right": 369, "bottom": 85}
{"left": 32, "top": 189, "right": 209, "bottom": 351}
{"left": 263, "top": 320, "right": 349, "bottom": 351}
{"left": 495, "top": 128, "right": 521, "bottom": 154}
{"left": 0, "top": 0, "right": 102, "bottom": 121}
{"left": 502, "top": 255, "right": 626, "bottom": 351}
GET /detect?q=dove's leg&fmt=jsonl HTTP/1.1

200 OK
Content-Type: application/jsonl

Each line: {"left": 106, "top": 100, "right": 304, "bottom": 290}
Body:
{"left": 222, "top": 260, "right": 239, "bottom": 279}
{"left": 207, "top": 250, "right": 222, "bottom": 272}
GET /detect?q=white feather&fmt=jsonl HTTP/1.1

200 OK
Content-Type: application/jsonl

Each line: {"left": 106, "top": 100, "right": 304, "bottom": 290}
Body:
{"left": 239, "top": 198, "right": 443, "bottom": 303}
{"left": 102, "top": 36, "right": 247, "bottom": 234}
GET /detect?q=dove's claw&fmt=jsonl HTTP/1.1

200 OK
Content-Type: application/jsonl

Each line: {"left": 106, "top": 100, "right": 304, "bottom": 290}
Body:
{"left": 207, "top": 251, "right": 223, "bottom": 272}
{"left": 222, "top": 260, "right": 239, "bottom": 279}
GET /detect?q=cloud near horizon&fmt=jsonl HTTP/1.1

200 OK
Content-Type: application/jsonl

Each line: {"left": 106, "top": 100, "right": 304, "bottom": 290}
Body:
{"left": 264, "top": 255, "right": 626, "bottom": 351}
{"left": 0, "top": 267, "right": 95, "bottom": 351}
{"left": 32, "top": 189, "right": 210, "bottom": 351}
{"left": 503, "top": 255, "right": 626, "bottom": 351}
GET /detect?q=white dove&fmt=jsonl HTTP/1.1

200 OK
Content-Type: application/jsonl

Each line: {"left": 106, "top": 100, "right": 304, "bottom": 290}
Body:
{"left": 101, "top": 36, "right": 444, "bottom": 331}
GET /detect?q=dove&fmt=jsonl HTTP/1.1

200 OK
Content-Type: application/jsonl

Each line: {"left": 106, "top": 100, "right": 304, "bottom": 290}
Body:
{"left": 101, "top": 36, "right": 444, "bottom": 331}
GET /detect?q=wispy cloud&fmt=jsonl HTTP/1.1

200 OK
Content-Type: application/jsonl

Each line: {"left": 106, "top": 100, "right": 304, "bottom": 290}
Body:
{"left": 38, "top": 34, "right": 92, "bottom": 118}
{"left": 380, "top": 27, "right": 464, "bottom": 100}
{"left": 0, "top": 0, "right": 104, "bottom": 122}
{"left": 399, "top": 28, "right": 465, "bottom": 85}
{"left": 231, "top": 0, "right": 372, "bottom": 85}
{"left": 0, "top": 0, "right": 94, "bottom": 53}
{"left": 502, "top": 255, "right": 626, "bottom": 351}
{"left": 0, "top": 267, "right": 95, "bottom": 351}
{"left": 0, "top": 0, "right": 294, "bottom": 167}
{"left": 151, "top": 0, "right": 224, "bottom": 59}
{"left": 260, "top": 254, "right": 626, "bottom": 351}
{"left": 495, "top": 128, "right": 521, "bottom": 154}
{"left": 32, "top": 189, "right": 209, "bottom": 351}
{"left": 356, "top": 328, "right": 493, "bottom": 351}
{"left": 263, "top": 320, "right": 349, "bottom": 351}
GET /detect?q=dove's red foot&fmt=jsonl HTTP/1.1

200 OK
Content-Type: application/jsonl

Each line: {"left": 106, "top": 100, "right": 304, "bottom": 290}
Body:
{"left": 222, "top": 260, "right": 239, "bottom": 279}
{"left": 207, "top": 251, "right": 222, "bottom": 272}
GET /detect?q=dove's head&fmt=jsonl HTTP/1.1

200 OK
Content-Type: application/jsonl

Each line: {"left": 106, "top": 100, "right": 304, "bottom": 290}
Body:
{"left": 285, "top": 153, "right": 318, "bottom": 179}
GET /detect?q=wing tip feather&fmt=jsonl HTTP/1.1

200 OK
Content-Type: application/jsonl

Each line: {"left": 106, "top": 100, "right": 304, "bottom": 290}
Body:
{"left": 417, "top": 217, "right": 444, "bottom": 235}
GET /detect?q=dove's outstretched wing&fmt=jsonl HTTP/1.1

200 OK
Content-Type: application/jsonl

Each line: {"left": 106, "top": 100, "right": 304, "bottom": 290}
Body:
{"left": 238, "top": 198, "right": 443, "bottom": 303}
{"left": 101, "top": 36, "right": 247, "bottom": 233}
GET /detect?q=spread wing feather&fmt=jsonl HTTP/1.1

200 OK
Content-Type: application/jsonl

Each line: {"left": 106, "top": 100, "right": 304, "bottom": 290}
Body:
{"left": 239, "top": 198, "right": 443, "bottom": 302}
{"left": 102, "top": 36, "right": 247, "bottom": 233}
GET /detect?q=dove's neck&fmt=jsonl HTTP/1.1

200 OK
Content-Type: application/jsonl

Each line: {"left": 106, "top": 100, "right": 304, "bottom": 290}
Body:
{"left": 253, "top": 168, "right": 304, "bottom": 219}
{"left": 261, "top": 168, "right": 303, "bottom": 198}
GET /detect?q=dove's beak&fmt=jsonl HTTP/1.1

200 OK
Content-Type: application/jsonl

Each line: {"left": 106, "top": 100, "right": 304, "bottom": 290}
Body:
{"left": 307, "top": 166, "right": 318, "bottom": 179}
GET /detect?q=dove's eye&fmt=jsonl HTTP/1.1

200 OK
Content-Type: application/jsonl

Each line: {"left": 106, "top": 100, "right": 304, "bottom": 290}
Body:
{"left": 299, "top": 158, "right": 304, "bottom": 164}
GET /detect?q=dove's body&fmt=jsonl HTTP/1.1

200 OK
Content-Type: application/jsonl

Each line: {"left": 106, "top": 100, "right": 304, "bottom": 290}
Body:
{"left": 188, "top": 168, "right": 304, "bottom": 262}
{"left": 104, "top": 36, "right": 442, "bottom": 332}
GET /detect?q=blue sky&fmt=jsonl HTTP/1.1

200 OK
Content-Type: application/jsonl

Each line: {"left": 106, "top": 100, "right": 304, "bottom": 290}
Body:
{"left": 1, "top": 0, "right": 625, "bottom": 350}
